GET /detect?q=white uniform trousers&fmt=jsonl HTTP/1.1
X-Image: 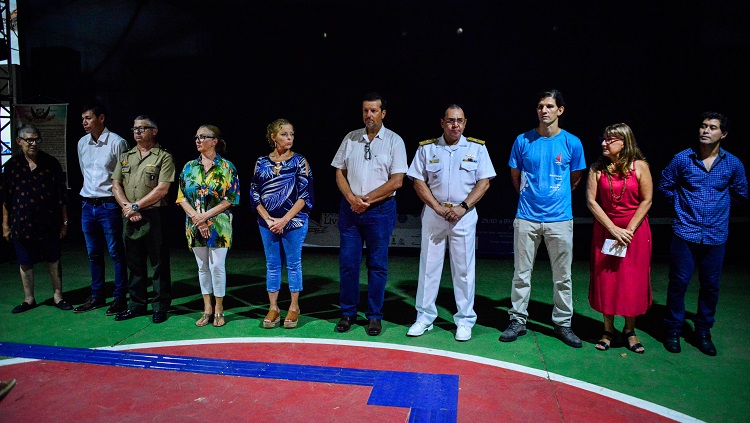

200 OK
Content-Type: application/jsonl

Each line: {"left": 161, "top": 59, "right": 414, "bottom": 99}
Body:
{"left": 414, "top": 206, "right": 478, "bottom": 328}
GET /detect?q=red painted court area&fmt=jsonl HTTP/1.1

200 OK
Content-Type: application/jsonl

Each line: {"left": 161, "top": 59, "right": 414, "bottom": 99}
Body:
{"left": 0, "top": 341, "right": 680, "bottom": 422}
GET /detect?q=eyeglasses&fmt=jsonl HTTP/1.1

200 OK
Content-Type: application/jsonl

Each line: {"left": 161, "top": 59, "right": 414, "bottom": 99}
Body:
{"left": 364, "top": 142, "right": 371, "bottom": 160}
{"left": 444, "top": 118, "right": 466, "bottom": 125}
{"left": 131, "top": 126, "right": 155, "bottom": 133}
{"left": 600, "top": 137, "right": 623, "bottom": 145}
{"left": 19, "top": 137, "right": 42, "bottom": 144}
{"left": 194, "top": 135, "right": 216, "bottom": 141}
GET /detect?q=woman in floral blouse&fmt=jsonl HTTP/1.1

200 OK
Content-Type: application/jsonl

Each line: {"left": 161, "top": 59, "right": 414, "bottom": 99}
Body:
{"left": 250, "top": 118, "right": 314, "bottom": 329}
{"left": 177, "top": 124, "right": 240, "bottom": 328}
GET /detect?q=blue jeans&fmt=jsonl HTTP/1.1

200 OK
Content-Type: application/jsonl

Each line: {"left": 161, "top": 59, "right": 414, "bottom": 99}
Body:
{"left": 259, "top": 221, "right": 308, "bottom": 293}
{"left": 664, "top": 236, "right": 726, "bottom": 335}
{"left": 338, "top": 197, "right": 397, "bottom": 320}
{"left": 81, "top": 201, "right": 127, "bottom": 300}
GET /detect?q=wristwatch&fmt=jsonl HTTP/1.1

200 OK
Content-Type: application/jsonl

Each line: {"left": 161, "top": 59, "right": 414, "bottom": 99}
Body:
{"left": 131, "top": 203, "right": 140, "bottom": 211}
{"left": 459, "top": 201, "right": 470, "bottom": 211}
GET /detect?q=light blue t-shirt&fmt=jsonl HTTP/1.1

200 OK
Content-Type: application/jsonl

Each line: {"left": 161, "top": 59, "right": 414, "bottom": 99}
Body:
{"left": 508, "top": 128, "right": 586, "bottom": 222}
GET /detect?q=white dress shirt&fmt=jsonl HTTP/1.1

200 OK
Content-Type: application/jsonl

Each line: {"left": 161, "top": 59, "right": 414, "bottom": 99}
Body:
{"left": 78, "top": 128, "right": 129, "bottom": 198}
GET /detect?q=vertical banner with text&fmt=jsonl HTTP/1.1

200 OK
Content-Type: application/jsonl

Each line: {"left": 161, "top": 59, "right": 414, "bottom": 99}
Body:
{"left": 13, "top": 104, "right": 69, "bottom": 185}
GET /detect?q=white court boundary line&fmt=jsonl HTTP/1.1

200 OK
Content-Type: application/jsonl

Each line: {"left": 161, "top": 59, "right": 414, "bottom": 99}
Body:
{"left": 1, "top": 337, "right": 702, "bottom": 423}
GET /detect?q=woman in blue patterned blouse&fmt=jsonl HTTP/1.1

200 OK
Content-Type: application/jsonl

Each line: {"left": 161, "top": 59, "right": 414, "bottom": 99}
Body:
{"left": 177, "top": 125, "right": 240, "bottom": 328}
{"left": 250, "top": 119, "right": 314, "bottom": 329}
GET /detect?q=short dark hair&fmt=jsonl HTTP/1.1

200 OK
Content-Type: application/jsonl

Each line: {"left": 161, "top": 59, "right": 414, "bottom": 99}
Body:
{"left": 81, "top": 101, "right": 107, "bottom": 117}
{"left": 536, "top": 89, "right": 566, "bottom": 108}
{"left": 700, "top": 111, "right": 729, "bottom": 134}
{"left": 134, "top": 114, "right": 158, "bottom": 129}
{"left": 363, "top": 91, "right": 386, "bottom": 110}
{"left": 444, "top": 103, "right": 464, "bottom": 117}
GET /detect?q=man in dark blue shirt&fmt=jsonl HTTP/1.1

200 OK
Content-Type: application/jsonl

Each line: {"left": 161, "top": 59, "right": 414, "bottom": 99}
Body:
{"left": 659, "top": 111, "right": 748, "bottom": 356}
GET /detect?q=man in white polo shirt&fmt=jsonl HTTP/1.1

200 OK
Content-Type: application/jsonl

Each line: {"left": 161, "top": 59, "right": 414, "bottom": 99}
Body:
{"left": 331, "top": 92, "right": 408, "bottom": 336}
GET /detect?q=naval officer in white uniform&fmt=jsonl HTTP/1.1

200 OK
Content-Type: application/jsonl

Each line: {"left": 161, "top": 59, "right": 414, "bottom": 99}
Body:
{"left": 406, "top": 104, "right": 496, "bottom": 341}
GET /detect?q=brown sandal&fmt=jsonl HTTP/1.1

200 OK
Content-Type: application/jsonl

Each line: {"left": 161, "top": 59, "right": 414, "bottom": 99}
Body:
{"left": 195, "top": 312, "right": 212, "bottom": 327}
{"left": 213, "top": 313, "right": 226, "bottom": 327}
{"left": 284, "top": 310, "right": 300, "bottom": 329}
{"left": 263, "top": 310, "right": 280, "bottom": 328}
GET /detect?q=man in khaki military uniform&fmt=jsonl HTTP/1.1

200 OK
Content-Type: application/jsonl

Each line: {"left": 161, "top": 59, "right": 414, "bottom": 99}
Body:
{"left": 112, "top": 115, "right": 175, "bottom": 323}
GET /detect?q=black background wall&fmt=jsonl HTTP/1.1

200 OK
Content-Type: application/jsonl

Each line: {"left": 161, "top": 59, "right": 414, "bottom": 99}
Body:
{"left": 10, "top": 0, "right": 748, "bottom": 259}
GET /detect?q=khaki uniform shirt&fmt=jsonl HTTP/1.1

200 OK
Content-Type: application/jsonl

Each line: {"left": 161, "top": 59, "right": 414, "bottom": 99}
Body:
{"left": 112, "top": 143, "right": 175, "bottom": 207}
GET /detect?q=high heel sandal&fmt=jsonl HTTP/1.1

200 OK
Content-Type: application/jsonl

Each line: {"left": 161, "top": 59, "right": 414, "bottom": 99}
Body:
{"left": 595, "top": 331, "right": 615, "bottom": 351}
{"left": 213, "top": 313, "right": 226, "bottom": 327}
{"left": 284, "top": 310, "right": 300, "bottom": 329}
{"left": 263, "top": 310, "right": 280, "bottom": 328}
{"left": 623, "top": 329, "right": 645, "bottom": 354}
{"left": 195, "top": 312, "right": 212, "bottom": 327}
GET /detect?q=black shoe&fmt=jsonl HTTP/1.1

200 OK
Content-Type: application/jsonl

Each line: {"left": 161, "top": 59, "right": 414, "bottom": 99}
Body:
{"left": 335, "top": 315, "right": 356, "bottom": 333}
{"left": 152, "top": 311, "right": 168, "bottom": 324}
{"left": 54, "top": 300, "right": 73, "bottom": 311}
{"left": 106, "top": 297, "right": 128, "bottom": 316}
{"left": 500, "top": 320, "right": 527, "bottom": 342}
{"left": 554, "top": 325, "right": 583, "bottom": 348}
{"left": 74, "top": 296, "right": 106, "bottom": 313}
{"left": 695, "top": 333, "right": 717, "bottom": 356}
{"left": 12, "top": 301, "right": 37, "bottom": 314}
{"left": 663, "top": 332, "right": 681, "bottom": 353}
{"left": 115, "top": 309, "right": 145, "bottom": 321}
{"left": 367, "top": 319, "right": 382, "bottom": 336}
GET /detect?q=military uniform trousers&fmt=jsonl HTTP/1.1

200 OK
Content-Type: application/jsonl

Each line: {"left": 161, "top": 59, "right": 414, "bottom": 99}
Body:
{"left": 414, "top": 205, "right": 478, "bottom": 328}
{"left": 123, "top": 207, "right": 172, "bottom": 313}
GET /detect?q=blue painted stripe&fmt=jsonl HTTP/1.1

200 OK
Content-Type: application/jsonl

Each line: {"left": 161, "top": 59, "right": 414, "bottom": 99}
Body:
{"left": 0, "top": 342, "right": 458, "bottom": 422}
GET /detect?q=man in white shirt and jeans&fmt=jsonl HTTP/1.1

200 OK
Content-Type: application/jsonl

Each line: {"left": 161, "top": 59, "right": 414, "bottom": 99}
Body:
{"left": 74, "top": 102, "right": 130, "bottom": 316}
{"left": 331, "top": 92, "right": 407, "bottom": 336}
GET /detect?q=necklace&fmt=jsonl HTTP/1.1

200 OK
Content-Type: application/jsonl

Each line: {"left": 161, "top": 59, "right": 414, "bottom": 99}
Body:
{"left": 271, "top": 150, "right": 292, "bottom": 175}
{"left": 606, "top": 172, "right": 627, "bottom": 202}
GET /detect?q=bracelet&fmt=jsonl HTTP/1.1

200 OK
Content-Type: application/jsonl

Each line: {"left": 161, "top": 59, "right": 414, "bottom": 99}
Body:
{"left": 459, "top": 201, "right": 469, "bottom": 211}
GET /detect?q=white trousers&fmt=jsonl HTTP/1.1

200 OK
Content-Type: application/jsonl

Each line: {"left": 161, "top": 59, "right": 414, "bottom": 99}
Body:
{"left": 414, "top": 206, "right": 478, "bottom": 328}
{"left": 509, "top": 218, "right": 574, "bottom": 326}
{"left": 192, "top": 247, "right": 228, "bottom": 297}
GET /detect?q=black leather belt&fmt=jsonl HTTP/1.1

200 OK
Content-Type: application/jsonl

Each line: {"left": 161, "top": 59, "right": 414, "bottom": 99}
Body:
{"left": 369, "top": 196, "right": 395, "bottom": 208}
{"left": 82, "top": 196, "right": 117, "bottom": 206}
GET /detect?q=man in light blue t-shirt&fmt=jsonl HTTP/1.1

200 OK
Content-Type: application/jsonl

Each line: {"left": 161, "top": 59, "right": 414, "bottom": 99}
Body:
{"left": 500, "top": 89, "right": 587, "bottom": 348}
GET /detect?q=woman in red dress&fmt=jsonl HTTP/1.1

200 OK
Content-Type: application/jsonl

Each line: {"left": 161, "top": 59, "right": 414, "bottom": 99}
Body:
{"left": 586, "top": 123, "right": 653, "bottom": 353}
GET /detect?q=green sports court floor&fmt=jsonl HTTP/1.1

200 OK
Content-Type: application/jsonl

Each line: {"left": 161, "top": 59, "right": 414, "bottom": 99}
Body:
{"left": 0, "top": 242, "right": 748, "bottom": 422}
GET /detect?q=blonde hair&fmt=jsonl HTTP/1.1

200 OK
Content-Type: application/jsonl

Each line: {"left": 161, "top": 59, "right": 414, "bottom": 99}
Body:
{"left": 591, "top": 123, "right": 646, "bottom": 177}
{"left": 266, "top": 118, "right": 292, "bottom": 149}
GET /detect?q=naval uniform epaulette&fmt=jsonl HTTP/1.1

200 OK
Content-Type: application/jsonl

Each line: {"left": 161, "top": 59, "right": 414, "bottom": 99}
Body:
{"left": 419, "top": 138, "right": 437, "bottom": 146}
{"left": 467, "top": 137, "right": 485, "bottom": 145}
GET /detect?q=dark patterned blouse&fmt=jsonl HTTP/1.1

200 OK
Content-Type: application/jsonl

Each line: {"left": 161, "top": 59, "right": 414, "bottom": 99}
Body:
{"left": 2, "top": 151, "right": 68, "bottom": 240}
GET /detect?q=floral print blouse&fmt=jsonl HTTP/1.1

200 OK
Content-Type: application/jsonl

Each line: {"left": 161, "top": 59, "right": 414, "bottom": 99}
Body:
{"left": 176, "top": 154, "right": 240, "bottom": 248}
{"left": 249, "top": 153, "right": 314, "bottom": 231}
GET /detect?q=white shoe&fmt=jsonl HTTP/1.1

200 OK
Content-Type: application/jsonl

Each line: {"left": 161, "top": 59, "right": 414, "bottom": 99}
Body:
{"left": 407, "top": 321, "right": 433, "bottom": 337}
{"left": 455, "top": 325, "right": 472, "bottom": 341}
